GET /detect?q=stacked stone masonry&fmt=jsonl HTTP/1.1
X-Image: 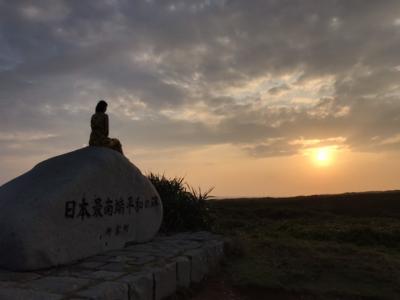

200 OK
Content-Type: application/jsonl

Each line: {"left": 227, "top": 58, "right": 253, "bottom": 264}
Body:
{"left": 0, "top": 232, "right": 225, "bottom": 300}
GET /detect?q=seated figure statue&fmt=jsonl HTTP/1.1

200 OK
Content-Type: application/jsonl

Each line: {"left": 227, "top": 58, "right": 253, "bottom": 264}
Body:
{"left": 89, "top": 100, "right": 123, "bottom": 155}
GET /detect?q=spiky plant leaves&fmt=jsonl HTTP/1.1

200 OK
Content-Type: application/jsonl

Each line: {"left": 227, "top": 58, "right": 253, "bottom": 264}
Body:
{"left": 147, "top": 173, "right": 214, "bottom": 233}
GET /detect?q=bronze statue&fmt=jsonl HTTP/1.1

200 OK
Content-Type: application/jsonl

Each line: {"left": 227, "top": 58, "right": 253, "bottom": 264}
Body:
{"left": 89, "top": 100, "right": 123, "bottom": 154}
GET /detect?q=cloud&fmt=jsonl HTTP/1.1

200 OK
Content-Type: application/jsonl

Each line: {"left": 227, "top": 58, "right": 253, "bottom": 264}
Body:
{"left": 268, "top": 84, "right": 290, "bottom": 95}
{"left": 1, "top": 0, "right": 400, "bottom": 172}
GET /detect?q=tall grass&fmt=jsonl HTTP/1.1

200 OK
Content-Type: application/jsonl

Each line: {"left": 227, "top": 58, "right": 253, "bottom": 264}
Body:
{"left": 147, "top": 173, "right": 214, "bottom": 233}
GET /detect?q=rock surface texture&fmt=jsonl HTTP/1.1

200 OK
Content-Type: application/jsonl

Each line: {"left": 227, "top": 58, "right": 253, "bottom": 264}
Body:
{"left": 0, "top": 232, "right": 225, "bottom": 300}
{"left": 0, "top": 147, "right": 163, "bottom": 271}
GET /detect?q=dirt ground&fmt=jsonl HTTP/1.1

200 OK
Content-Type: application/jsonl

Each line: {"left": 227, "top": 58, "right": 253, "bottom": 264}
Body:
{"left": 185, "top": 275, "right": 319, "bottom": 300}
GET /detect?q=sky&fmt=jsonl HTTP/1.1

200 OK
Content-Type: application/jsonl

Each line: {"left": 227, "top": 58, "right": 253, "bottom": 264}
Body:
{"left": 1, "top": 0, "right": 400, "bottom": 197}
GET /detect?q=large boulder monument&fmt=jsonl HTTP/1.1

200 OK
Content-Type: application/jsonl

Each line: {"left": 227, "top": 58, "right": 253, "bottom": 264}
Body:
{"left": 0, "top": 147, "right": 163, "bottom": 271}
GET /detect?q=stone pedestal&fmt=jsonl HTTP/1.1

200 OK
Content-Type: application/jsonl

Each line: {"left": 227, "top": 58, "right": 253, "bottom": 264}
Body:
{"left": 0, "top": 232, "right": 225, "bottom": 300}
{"left": 0, "top": 147, "right": 163, "bottom": 271}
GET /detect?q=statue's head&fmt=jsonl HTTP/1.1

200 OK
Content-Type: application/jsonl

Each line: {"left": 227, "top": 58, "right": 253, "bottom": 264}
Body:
{"left": 95, "top": 100, "right": 108, "bottom": 113}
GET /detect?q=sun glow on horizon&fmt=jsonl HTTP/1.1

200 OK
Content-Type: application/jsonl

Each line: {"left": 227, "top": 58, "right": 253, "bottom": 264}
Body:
{"left": 313, "top": 147, "right": 334, "bottom": 167}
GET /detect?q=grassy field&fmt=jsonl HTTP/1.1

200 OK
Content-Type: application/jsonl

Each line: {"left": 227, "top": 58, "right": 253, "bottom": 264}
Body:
{"left": 207, "top": 191, "right": 400, "bottom": 300}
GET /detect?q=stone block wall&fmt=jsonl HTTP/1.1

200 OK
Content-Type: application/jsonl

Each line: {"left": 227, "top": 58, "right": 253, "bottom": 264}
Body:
{"left": 0, "top": 232, "right": 225, "bottom": 300}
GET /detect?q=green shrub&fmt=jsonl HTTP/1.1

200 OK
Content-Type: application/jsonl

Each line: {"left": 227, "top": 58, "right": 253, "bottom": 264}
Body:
{"left": 147, "top": 173, "right": 214, "bottom": 233}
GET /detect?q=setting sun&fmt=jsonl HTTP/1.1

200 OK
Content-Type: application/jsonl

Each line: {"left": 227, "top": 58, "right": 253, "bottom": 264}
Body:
{"left": 314, "top": 147, "right": 333, "bottom": 167}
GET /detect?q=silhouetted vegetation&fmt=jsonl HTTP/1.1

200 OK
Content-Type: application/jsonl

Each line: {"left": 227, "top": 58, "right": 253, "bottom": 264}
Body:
{"left": 147, "top": 173, "right": 214, "bottom": 233}
{"left": 209, "top": 192, "right": 400, "bottom": 300}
